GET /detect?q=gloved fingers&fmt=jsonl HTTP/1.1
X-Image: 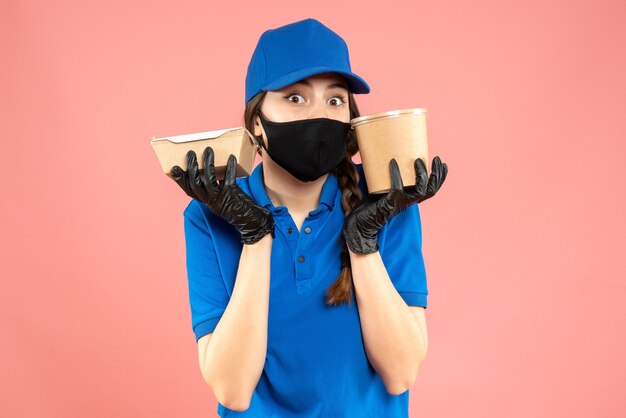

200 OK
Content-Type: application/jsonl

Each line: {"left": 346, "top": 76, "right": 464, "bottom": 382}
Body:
{"left": 170, "top": 165, "right": 197, "bottom": 200}
{"left": 416, "top": 158, "right": 428, "bottom": 192}
{"left": 440, "top": 160, "right": 449, "bottom": 187}
{"left": 430, "top": 156, "right": 445, "bottom": 194}
{"left": 373, "top": 158, "right": 404, "bottom": 217}
{"left": 421, "top": 156, "right": 444, "bottom": 202}
{"left": 389, "top": 158, "right": 404, "bottom": 191}
{"left": 186, "top": 150, "right": 210, "bottom": 202}
{"left": 381, "top": 158, "right": 403, "bottom": 205}
{"left": 202, "top": 146, "right": 220, "bottom": 197}
{"left": 407, "top": 157, "right": 428, "bottom": 202}
{"left": 223, "top": 154, "right": 237, "bottom": 188}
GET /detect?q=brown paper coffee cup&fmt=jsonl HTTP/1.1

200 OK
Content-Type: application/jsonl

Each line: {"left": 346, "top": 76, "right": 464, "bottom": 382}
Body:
{"left": 350, "top": 108, "right": 429, "bottom": 194}
{"left": 150, "top": 127, "right": 258, "bottom": 180}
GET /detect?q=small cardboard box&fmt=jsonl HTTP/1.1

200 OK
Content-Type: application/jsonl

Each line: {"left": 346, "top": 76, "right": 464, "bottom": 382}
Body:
{"left": 150, "top": 127, "right": 258, "bottom": 180}
{"left": 351, "top": 108, "right": 430, "bottom": 194}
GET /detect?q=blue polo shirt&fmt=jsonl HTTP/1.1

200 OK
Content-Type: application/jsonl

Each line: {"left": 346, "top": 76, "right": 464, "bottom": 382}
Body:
{"left": 183, "top": 161, "right": 428, "bottom": 417}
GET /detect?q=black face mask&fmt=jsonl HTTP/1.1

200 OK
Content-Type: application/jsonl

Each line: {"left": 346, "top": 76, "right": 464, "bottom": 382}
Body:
{"left": 255, "top": 109, "right": 351, "bottom": 182}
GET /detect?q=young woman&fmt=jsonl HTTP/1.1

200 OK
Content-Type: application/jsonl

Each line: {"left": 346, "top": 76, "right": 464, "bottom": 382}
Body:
{"left": 170, "top": 18, "right": 448, "bottom": 418}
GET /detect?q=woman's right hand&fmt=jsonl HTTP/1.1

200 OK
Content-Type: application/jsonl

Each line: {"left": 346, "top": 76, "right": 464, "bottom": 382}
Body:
{"left": 170, "top": 146, "right": 276, "bottom": 245}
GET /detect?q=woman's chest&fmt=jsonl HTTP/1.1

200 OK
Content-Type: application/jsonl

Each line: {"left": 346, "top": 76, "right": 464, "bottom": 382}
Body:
{"left": 268, "top": 208, "right": 344, "bottom": 296}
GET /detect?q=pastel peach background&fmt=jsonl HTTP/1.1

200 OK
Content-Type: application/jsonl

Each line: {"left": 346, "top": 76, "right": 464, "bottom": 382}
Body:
{"left": 2, "top": 0, "right": 625, "bottom": 417}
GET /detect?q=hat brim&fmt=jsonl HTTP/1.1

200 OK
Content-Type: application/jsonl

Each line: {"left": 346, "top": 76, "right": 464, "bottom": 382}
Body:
{"left": 261, "top": 66, "right": 370, "bottom": 95}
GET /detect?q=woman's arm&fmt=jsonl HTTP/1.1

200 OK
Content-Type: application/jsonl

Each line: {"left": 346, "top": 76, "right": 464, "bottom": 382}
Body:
{"left": 198, "top": 233, "right": 272, "bottom": 411}
{"left": 349, "top": 249, "right": 428, "bottom": 395}
{"left": 342, "top": 157, "right": 446, "bottom": 394}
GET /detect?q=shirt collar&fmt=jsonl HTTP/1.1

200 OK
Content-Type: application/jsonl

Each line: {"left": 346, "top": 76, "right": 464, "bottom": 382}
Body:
{"left": 248, "top": 162, "right": 338, "bottom": 215}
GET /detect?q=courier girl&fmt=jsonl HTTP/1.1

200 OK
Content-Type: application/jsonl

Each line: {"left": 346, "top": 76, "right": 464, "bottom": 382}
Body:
{"left": 170, "top": 18, "right": 448, "bottom": 418}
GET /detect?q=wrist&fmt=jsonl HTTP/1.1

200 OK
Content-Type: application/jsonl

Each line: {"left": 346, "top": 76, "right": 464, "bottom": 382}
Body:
{"left": 241, "top": 222, "right": 275, "bottom": 245}
{"left": 343, "top": 230, "right": 379, "bottom": 255}
{"left": 242, "top": 232, "right": 272, "bottom": 247}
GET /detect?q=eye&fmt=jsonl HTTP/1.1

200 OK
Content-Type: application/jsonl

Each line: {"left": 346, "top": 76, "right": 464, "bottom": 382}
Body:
{"left": 284, "top": 92, "right": 305, "bottom": 104}
{"left": 283, "top": 92, "right": 347, "bottom": 106}
{"left": 328, "top": 95, "right": 347, "bottom": 106}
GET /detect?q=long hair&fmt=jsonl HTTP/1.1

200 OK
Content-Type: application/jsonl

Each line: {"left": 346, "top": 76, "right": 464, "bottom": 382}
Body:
{"left": 243, "top": 88, "right": 363, "bottom": 307}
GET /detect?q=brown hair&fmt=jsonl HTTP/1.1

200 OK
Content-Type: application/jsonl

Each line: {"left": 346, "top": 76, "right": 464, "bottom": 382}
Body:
{"left": 243, "top": 88, "right": 363, "bottom": 307}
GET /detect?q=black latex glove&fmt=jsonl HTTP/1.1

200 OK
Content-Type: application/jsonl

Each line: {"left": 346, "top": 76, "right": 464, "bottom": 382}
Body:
{"left": 170, "top": 147, "right": 276, "bottom": 245}
{"left": 343, "top": 156, "right": 448, "bottom": 254}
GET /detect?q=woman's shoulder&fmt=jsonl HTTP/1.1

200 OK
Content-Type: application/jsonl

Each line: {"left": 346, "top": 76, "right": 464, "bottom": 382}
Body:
{"left": 183, "top": 197, "right": 211, "bottom": 221}
{"left": 183, "top": 198, "right": 239, "bottom": 241}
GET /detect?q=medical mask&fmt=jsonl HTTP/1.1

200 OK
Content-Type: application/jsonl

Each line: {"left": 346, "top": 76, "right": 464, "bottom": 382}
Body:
{"left": 255, "top": 109, "right": 351, "bottom": 182}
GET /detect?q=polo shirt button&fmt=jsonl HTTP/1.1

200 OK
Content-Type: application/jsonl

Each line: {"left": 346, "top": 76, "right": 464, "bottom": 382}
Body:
{"left": 287, "top": 227, "right": 293, "bottom": 233}
{"left": 304, "top": 227, "right": 311, "bottom": 234}
{"left": 298, "top": 255, "right": 305, "bottom": 262}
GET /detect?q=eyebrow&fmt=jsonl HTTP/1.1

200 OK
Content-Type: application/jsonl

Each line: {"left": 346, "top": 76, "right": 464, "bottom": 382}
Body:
{"left": 291, "top": 79, "right": 349, "bottom": 91}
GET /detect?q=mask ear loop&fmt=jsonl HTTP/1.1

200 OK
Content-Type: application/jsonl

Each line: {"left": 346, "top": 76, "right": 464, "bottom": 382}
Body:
{"left": 254, "top": 109, "right": 270, "bottom": 155}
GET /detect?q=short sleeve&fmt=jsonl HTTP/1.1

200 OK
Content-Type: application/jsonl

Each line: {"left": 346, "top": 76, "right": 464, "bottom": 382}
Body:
{"left": 378, "top": 202, "right": 429, "bottom": 308}
{"left": 183, "top": 199, "right": 230, "bottom": 342}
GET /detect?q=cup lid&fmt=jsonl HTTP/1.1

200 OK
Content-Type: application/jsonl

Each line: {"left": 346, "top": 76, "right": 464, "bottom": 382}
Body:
{"left": 350, "top": 108, "right": 427, "bottom": 127}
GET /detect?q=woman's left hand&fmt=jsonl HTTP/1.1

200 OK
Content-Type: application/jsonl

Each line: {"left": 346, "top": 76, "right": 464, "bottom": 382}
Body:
{"left": 342, "top": 156, "right": 448, "bottom": 254}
